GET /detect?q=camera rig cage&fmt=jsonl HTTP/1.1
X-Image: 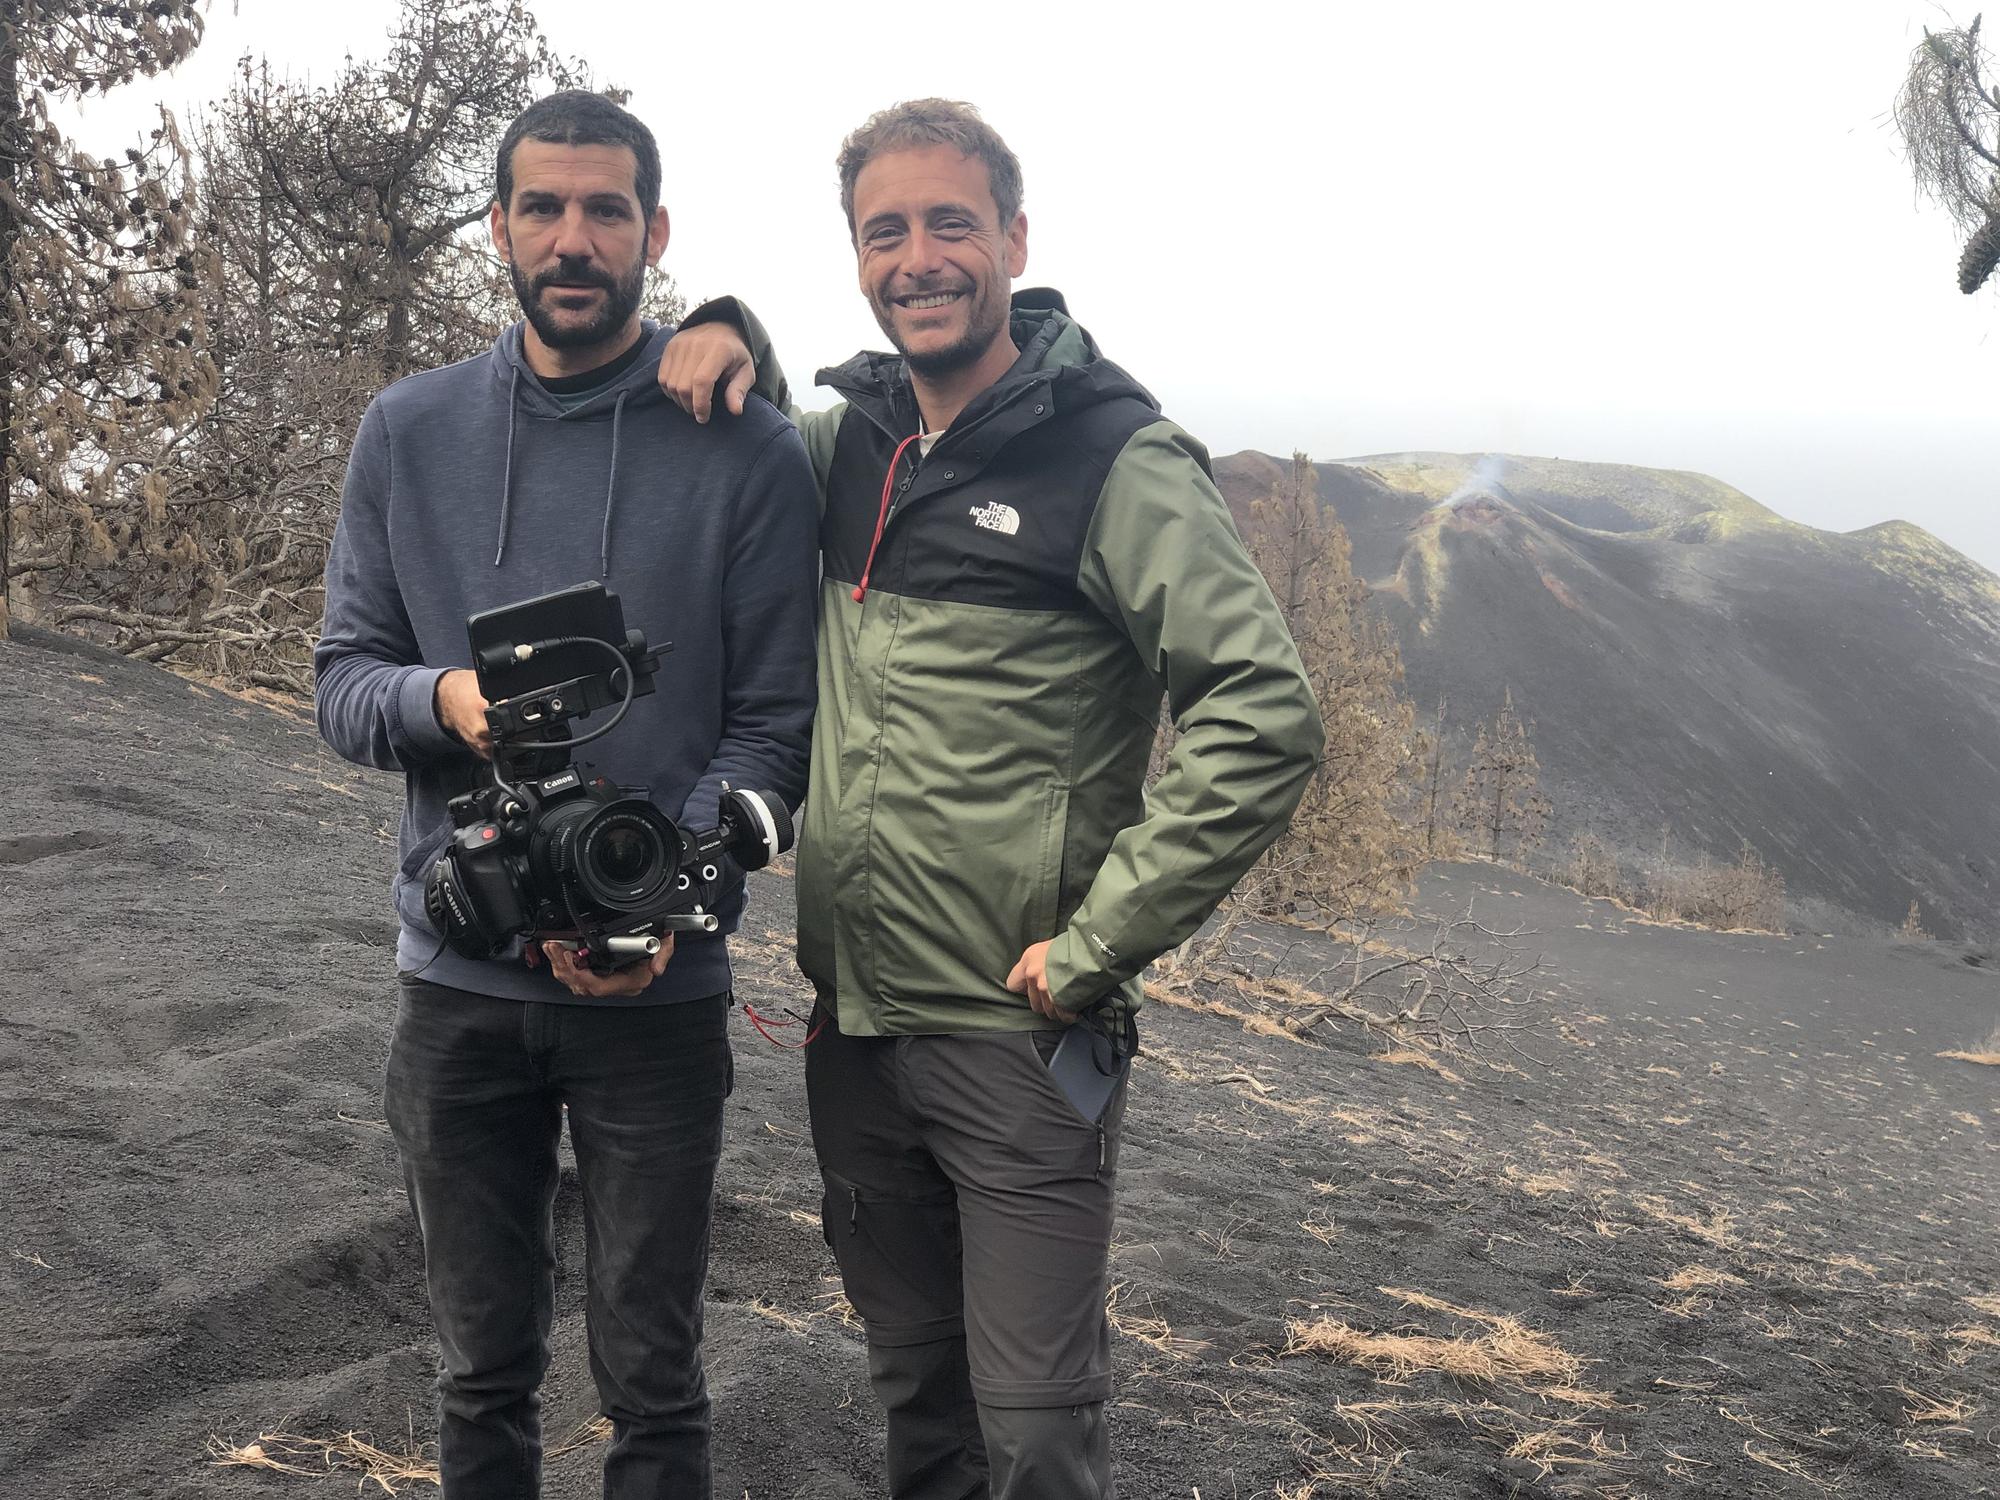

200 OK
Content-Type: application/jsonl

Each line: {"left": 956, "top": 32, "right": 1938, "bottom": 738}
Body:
{"left": 423, "top": 582, "right": 791, "bottom": 974}
{"left": 467, "top": 580, "right": 666, "bottom": 773}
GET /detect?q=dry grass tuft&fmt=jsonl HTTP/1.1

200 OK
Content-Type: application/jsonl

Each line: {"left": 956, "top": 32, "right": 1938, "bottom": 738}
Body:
{"left": 1946, "top": 1325, "right": 2000, "bottom": 1357}
{"left": 1937, "top": 1026, "right": 2000, "bottom": 1066}
{"left": 1282, "top": 1286, "right": 1596, "bottom": 1399}
{"left": 1147, "top": 983, "right": 1306, "bottom": 1043}
{"left": 1741, "top": 1441, "right": 1814, "bottom": 1480}
{"left": 1502, "top": 1165, "right": 1579, "bottom": 1198}
{"left": 1634, "top": 1195, "right": 1737, "bottom": 1249}
{"left": 1372, "top": 1048, "right": 1463, "bottom": 1083}
{"left": 1654, "top": 1265, "right": 1745, "bottom": 1292}
{"left": 1504, "top": 1422, "right": 1625, "bottom": 1477}
{"left": 1299, "top": 1207, "right": 1343, "bottom": 1248}
{"left": 1893, "top": 1385, "right": 1978, "bottom": 1425}
{"left": 207, "top": 1431, "right": 440, "bottom": 1492}
{"left": 1658, "top": 1293, "right": 1712, "bottom": 1320}
{"left": 1107, "top": 1281, "right": 1210, "bottom": 1362}
{"left": 746, "top": 1297, "right": 813, "bottom": 1337}
{"left": 813, "top": 1278, "right": 861, "bottom": 1331}
{"left": 547, "top": 1417, "right": 614, "bottom": 1459}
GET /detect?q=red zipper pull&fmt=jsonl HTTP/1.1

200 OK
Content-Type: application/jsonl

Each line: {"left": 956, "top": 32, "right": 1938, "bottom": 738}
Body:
{"left": 853, "top": 431, "right": 923, "bottom": 603}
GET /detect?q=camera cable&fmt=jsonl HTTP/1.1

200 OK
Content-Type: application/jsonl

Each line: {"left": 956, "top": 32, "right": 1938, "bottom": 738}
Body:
{"left": 486, "top": 633, "right": 641, "bottom": 808}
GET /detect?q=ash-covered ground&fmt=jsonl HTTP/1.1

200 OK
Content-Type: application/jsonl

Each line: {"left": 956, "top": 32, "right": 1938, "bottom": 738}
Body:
{"left": 3, "top": 625, "right": 1997, "bottom": 1499}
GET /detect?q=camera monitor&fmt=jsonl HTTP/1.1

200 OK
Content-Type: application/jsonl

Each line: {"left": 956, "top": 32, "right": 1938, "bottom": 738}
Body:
{"left": 467, "top": 580, "right": 638, "bottom": 703}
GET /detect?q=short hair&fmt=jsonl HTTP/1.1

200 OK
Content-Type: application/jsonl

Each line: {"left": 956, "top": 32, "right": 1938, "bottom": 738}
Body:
{"left": 836, "top": 98, "right": 1023, "bottom": 236}
{"left": 496, "top": 90, "right": 662, "bottom": 213}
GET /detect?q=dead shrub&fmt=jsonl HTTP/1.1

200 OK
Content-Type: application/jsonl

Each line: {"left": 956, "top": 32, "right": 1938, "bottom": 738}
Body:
{"left": 1561, "top": 834, "right": 1623, "bottom": 900}
{"left": 1645, "top": 841, "right": 1785, "bottom": 933}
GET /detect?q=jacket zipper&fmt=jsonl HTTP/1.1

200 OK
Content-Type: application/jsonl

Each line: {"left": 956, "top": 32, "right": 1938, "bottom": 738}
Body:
{"left": 852, "top": 431, "right": 921, "bottom": 603}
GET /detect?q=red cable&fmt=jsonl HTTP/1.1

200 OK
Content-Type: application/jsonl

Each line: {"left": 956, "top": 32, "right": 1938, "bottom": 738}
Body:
{"left": 852, "top": 432, "right": 922, "bottom": 603}
{"left": 744, "top": 1002, "right": 825, "bottom": 1049}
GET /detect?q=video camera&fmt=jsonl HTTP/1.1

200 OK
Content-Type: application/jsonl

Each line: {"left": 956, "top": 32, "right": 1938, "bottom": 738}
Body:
{"left": 423, "top": 582, "right": 792, "bottom": 973}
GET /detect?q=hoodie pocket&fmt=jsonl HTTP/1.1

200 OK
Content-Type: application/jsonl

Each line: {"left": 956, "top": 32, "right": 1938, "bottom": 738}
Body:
{"left": 391, "top": 819, "right": 455, "bottom": 934}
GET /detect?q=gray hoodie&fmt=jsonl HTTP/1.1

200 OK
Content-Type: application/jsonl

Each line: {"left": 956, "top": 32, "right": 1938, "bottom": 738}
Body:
{"left": 314, "top": 320, "right": 817, "bottom": 1004}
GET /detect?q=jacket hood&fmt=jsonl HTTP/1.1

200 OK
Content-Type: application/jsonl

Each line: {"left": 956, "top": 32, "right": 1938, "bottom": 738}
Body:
{"left": 816, "top": 289, "right": 1158, "bottom": 442}
{"left": 485, "top": 320, "right": 675, "bottom": 574}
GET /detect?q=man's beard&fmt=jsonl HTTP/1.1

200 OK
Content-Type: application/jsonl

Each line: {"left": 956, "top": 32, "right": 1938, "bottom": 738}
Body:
{"left": 871, "top": 280, "right": 1009, "bottom": 378}
{"left": 510, "top": 254, "right": 646, "bottom": 350}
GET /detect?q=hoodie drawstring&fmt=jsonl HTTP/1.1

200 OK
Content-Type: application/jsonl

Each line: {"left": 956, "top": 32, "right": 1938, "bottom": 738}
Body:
{"left": 600, "top": 390, "right": 629, "bottom": 578}
{"left": 853, "top": 432, "right": 922, "bottom": 604}
{"left": 494, "top": 365, "right": 521, "bottom": 566}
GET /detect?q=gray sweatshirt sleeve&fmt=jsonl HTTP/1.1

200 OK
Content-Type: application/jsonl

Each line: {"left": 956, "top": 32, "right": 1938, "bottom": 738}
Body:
{"left": 313, "top": 399, "right": 466, "bottom": 770}
{"left": 676, "top": 420, "right": 819, "bottom": 831}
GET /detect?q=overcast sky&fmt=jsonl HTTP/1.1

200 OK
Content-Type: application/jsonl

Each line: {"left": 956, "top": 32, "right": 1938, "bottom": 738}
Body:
{"left": 71, "top": 1, "right": 2000, "bottom": 570}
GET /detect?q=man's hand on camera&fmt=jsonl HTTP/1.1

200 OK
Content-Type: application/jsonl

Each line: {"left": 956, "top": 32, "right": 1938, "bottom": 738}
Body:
{"left": 1007, "top": 939, "right": 1079, "bottom": 1024}
{"left": 539, "top": 935, "right": 674, "bottom": 999}
{"left": 658, "top": 323, "right": 756, "bottom": 423}
{"left": 435, "top": 669, "right": 493, "bottom": 759}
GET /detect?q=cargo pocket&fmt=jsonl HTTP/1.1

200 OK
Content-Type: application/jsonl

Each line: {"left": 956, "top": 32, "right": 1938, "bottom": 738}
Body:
{"left": 818, "top": 1167, "right": 965, "bottom": 1345}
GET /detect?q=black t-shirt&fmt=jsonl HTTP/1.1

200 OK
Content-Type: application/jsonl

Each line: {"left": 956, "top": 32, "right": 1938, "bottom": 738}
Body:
{"left": 536, "top": 336, "right": 650, "bottom": 411}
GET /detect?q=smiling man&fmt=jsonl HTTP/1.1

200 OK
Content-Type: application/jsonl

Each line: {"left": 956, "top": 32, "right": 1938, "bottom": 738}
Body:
{"left": 660, "top": 100, "right": 1322, "bottom": 1498}
{"left": 315, "top": 90, "right": 817, "bottom": 1499}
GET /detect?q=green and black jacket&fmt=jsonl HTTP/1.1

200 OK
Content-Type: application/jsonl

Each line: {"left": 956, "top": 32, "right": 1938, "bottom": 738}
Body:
{"left": 686, "top": 291, "right": 1323, "bottom": 1036}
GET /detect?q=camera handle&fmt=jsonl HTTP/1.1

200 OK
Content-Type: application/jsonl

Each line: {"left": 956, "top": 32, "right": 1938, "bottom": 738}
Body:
{"left": 656, "top": 913, "right": 721, "bottom": 934}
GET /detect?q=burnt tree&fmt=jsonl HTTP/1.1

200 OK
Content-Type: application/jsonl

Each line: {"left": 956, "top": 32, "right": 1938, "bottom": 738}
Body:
{"left": 0, "top": 0, "right": 210, "bottom": 638}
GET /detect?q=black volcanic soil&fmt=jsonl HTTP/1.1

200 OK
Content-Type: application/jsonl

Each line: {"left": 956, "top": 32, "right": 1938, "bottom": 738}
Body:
{"left": 4, "top": 625, "right": 1999, "bottom": 1499}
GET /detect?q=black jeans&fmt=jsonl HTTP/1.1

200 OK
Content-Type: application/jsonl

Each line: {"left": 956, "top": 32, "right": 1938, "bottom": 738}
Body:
{"left": 384, "top": 977, "right": 732, "bottom": 1500}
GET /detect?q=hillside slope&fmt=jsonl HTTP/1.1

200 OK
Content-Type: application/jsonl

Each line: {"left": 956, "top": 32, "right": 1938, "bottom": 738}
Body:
{"left": 1216, "top": 451, "right": 2000, "bottom": 940}
{"left": 4, "top": 627, "right": 1998, "bottom": 1498}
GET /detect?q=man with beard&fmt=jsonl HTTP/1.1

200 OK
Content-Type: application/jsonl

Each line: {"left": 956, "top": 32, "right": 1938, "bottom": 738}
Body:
{"left": 659, "top": 100, "right": 1321, "bottom": 1498}
{"left": 314, "top": 90, "right": 816, "bottom": 1498}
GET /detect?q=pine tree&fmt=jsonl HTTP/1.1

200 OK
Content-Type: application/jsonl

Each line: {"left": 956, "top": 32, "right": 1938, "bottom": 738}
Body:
{"left": 236, "top": 0, "right": 586, "bottom": 376}
{"left": 1895, "top": 14, "right": 2000, "bottom": 296}
{"left": 1452, "top": 688, "right": 1552, "bottom": 863}
{"left": 1417, "top": 693, "right": 1458, "bottom": 859}
{"left": 225, "top": 0, "right": 679, "bottom": 381}
{"left": 0, "top": 0, "right": 212, "bottom": 639}
{"left": 127, "top": 2, "right": 679, "bottom": 682}
{"left": 1241, "top": 452, "right": 1418, "bottom": 916}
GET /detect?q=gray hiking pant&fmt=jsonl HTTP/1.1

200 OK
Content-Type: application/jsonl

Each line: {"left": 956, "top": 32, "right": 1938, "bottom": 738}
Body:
{"left": 806, "top": 1005, "right": 1129, "bottom": 1500}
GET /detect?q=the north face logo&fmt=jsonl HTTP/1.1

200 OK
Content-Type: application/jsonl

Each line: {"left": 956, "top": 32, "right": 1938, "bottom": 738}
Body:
{"left": 968, "top": 502, "right": 1020, "bottom": 536}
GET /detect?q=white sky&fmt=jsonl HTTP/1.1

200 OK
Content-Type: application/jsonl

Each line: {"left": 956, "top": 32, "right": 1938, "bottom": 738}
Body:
{"left": 70, "top": 1, "right": 2000, "bottom": 569}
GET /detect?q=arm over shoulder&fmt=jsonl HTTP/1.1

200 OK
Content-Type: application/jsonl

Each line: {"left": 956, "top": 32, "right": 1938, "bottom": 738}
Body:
{"left": 680, "top": 296, "right": 841, "bottom": 496}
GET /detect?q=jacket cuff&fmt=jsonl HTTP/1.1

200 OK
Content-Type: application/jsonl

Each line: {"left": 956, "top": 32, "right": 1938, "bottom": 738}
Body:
{"left": 1044, "top": 928, "right": 1113, "bottom": 1016}
{"left": 396, "top": 666, "right": 462, "bottom": 761}
{"left": 677, "top": 296, "right": 790, "bottom": 416}
{"left": 680, "top": 295, "right": 745, "bottom": 333}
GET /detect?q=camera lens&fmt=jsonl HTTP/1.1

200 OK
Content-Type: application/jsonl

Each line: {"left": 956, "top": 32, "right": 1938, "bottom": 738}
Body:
{"left": 573, "top": 800, "right": 679, "bottom": 911}
{"left": 597, "top": 822, "right": 652, "bottom": 885}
